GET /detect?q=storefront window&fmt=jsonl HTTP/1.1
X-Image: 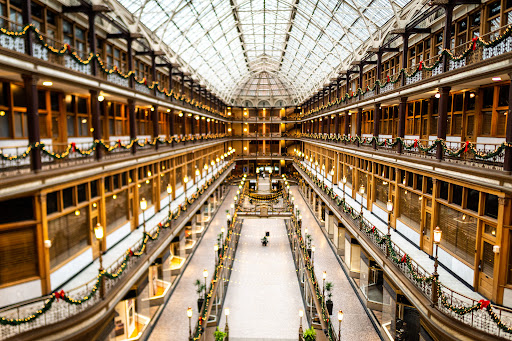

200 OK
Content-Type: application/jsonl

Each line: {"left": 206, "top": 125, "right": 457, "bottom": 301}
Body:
{"left": 438, "top": 204, "right": 477, "bottom": 265}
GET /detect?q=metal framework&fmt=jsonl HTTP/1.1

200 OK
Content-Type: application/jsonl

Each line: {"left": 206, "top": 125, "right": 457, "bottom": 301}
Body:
{"left": 106, "top": 0, "right": 427, "bottom": 105}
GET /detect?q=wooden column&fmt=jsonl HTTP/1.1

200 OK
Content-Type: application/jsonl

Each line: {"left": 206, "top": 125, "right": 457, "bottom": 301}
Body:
{"left": 152, "top": 105, "right": 159, "bottom": 150}
{"left": 397, "top": 97, "right": 407, "bottom": 154}
{"left": 436, "top": 86, "right": 451, "bottom": 160}
{"left": 128, "top": 98, "right": 137, "bottom": 154}
{"left": 334, "top": 114, "right": 340, "bottom": 135}
{"left": 376, "top": 51, "right": 382, "bottom": 95}
{"left": 504, "top": 73, "right": 512, "bottom": 172}
{"left": 400, "top": 34, "right": 409, "bottom": 87}
{"left": 356, "top": 108, "right": 362, "bottom": 146}
{"left": 442, "top": 5, "right": 454, "bottom": 73}
{"left": 88, "top": 11, "right": 98, "bottom": 76}
{"left": 21, "top": 0, "right": 33, "bottom": 56}
{"left": 373, "top": 103, "right": 381, "bottom": 150}
{"left": 23, "top": 74, "right": 41, "bottom": 172}
{"left": 344, "top": 111, "right": 350, "bottom": 137}
{"left": 90, "top": 89, "right": 102, "bottom": 160}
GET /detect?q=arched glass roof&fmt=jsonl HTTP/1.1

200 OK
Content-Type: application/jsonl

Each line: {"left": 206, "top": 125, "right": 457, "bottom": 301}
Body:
{"left": 116, "top": 0, "right": 417, "bottom": 104}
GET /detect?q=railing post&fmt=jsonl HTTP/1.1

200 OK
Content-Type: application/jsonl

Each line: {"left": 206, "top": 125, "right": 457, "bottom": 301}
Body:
{"left": 373, "top": 103, "right": 381, "bottom": 150}
{"left": 397, "top": 97, "right": 407, "bottom": 154}
{"left": 432, "top": 274, "right": 439, "bottom": 307}
{"left": 128, "top": 98, "right": 137, "bottom": 154}
{"left": 436, "top": 86, "right": 451, "bottom": 161}
{"left": 90, "top": 89, "right": 102, "bottom": 161}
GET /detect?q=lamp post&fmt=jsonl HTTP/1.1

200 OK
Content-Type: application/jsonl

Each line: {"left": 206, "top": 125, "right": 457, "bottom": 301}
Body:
{"left": 203, "top": 269, "right": 208, "bottom": 299}
{"left": 224, "top": 308, "right": 230, "bottom": 340}
{"left": 214, "top": 244, "right": 219, "bottom": 263}
{"left": 221, "top": 227, "right": 225, "bottom": 248}
{"left": 94, "top": 223, "right": 105, "bottom": 298}
{"left": 337, "top": 310, "right": 344, "bottom": 341}
{"left": 299, "top": 309, "right": 304, "bottom": 338}
{"left": 342, "top": 176, "right": 347, "bottom": 203}
{"left": 184, "top": 175, "right": 189, "bottom": 202}
{"left": 187, "top": 307, "right": 193, "bottom": 341}
{"left": 330, "top": 168, "right": 334, "bottom": 189}
{"left": 359, "top": 185, "right": 365, "bottom": 230}
{"left": 227, "top": 212, "right": 231, "bottom": 227}
{"left": 432, "top": 226, "right": 442, "bottom": 306}
{"left": 167, "top": 184, "right": 172, "bottom": 216}
{"left": 195, "top": 168, "right": 200, "bottom": 184}
{"left": 386, "top": 200, "right": 393, "bottom": 257}
{"left": 322, "top": 271, "right": 327, "bottom": 297}
{"left": 230, "top": 203, "right": 234, "bottom": 217}
{"left": 140, "top": 197, "right": 147, "bottom": 236}
{"left": 311, "top": 245, "right": 316, "bottom": 265}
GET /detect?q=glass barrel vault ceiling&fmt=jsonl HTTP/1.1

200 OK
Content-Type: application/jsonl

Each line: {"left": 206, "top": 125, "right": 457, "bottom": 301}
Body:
{"left": 117, "top": 0, "right": 413, "bottom": 105}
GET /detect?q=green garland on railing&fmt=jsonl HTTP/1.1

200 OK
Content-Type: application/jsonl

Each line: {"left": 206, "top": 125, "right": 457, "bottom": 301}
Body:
{"left": 297, "top": 133, "right": 511, "bottom": 161}
{"left": 0, "top": 25, "right": 221, "bottom": 115}
{"left": 0, "top": 134, "right": 227, "bottom": 161}
{"left": 192, "top": 189, "right": 244, "bottom": 340}
{"left": 0, "top": 162, "right": 233, "bottom": 327}
{"left": 301, "top": 25, "right": 512, "bottom": 117}
{"left": 296, "top": 160, "right": 512, "bottom": 334}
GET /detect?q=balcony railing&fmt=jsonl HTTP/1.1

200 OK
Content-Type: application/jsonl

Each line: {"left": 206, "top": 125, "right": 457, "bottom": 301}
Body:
{"left": 296, "top": 161, "right": 512, "bottom": 340}
{"left": 303, "top": 24, "right": 512, "bottom": 118}
{"left": 296, "top": 133, "right": 508, "bottom": 170}
{"left": 0, "top": 21, "right": 224, "bottom": 119}
{"left": 0, "top": 134, "right": 228, "bottom": 178}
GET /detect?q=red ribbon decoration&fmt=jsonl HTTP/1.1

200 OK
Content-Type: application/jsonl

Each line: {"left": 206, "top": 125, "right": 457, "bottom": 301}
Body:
{"left": 464, "top": 140, "right": 469, "bottom": 153}
{"left": 472, "top": 37, "right": 479, "bottom": 50}
{"left": 372, "top": 226, "right": 375, "bottom": 233}
{"left": 479, "top": 299, "right": 491, "bottom": 309}
{"left": 387, "top": 75, "right": 390, "bottom": 82}
{"left": 414, "top": 139, "right": 418, "bottom": 148}
{"left": 128, "top": 248, "right": 134, "bottom": 256}
{"left": 401, "top": 254, "right": 407, "bottom": 263}
{"left": 418, "top": 60, "right": 423, "bottom": 71}
{"left": 54, "top": 290, "right": 65, "bottom": 301}
{"left": 158, "top": 222, "right": 162, "bottom": 227}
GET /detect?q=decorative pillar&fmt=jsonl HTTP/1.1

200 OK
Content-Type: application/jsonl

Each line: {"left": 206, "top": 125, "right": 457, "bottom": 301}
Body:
{"left": 90, "top": 89, "right": 102, "bottom": 160}
{"left": 376, "top": 51, "right": 382, "bottom": 95}
{"left": 334, "top": 114, "right": 340, "bottom": 135}
{"left": 128, "top": 98, "right": 137, "bottom": 154}
{"left": 400, "top": 34, "right": 409, "bottom": 87}
{"left": 344, "top": 111, "right": 350, "bottom": 138}
{"left": 152, "top": 105, "right": 159, "bottom": 150}
{"left": 397, "top": 97, "right": 407, "bottom": 154}
{"left": 356, "top": 108, "right": 362, "bottom": 146}
{"left": 21, "top": 0, "right": 33, "bottom": 56}
{"left": 23, "top": 74, "right": 41, "bottom": 172}
{"left": 436, "top": 86, "right": 451, "bottom": 160}
{"left": 442, "top": 5, "right": 454, "bottom": 73}
{"left": 373, "top": 103, "right": 381, "bottom": 150}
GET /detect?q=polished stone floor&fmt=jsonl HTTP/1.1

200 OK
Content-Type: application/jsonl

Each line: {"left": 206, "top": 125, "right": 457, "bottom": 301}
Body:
{"left": 217, "top": 218, "right": 307, "bottom": 341}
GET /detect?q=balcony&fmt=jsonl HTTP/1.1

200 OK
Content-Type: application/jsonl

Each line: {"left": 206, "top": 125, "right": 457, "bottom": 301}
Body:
{"left": 296, "top": 133, "right": 509, "bottom": 171}
{"left": 0, "top": 23, "right": 224, "bottom": 120}
{"left": 303, "top": 25, "right": 512, "bottom": 118}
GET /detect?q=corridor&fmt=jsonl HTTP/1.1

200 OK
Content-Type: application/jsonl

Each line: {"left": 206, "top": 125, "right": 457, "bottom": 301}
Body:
{"left": 218, "top": 218, "right": 306, "bottom": 340}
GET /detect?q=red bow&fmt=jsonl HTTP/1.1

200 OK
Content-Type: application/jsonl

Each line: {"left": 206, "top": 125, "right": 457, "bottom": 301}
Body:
{"left": 387, "top": 75, "right": 390, "bottom": 82}
{"left": 54, "top": 290, "right": 65, "bottom": 301}
{"left": 71, "top": 142, "right": 76, "bottom": 152}
{"left": 464, "top": 141, "right": 469, "bottom": 153}
{"left": 401, "top": 254, "right": 407, "bottom": 263}
{"left": 414, "top": 139, "right": 418, "bottom": 148}
{"left": 472, "top": 37, "right": 479, "bottom": 50}
{"left": 418, "top": 60, "right": 423, "bottom": 71}
{"left": 372, "top": 226, "right": 375, "bottom": 233}
{"left": 128, "top": 248, "right": 134, "bottom": 256}
{"left": 479, "top": 299, "right": 490, "bottom": 309}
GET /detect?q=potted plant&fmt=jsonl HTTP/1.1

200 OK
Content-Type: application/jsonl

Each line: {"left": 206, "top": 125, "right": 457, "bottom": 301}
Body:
{"left": 214, "top": 327, "right": 227, "bottom": 341}
{"left": 194, "top": 279, "right": 206, "bottom": 312}
{"left": 303, "top": 327, "right": 316, "bottom": 341}
{"left": 325, "top": 281, "right": 334, "bottom": 315}
{"left": 261, "top": 236, "right": 268, "bottom": 246}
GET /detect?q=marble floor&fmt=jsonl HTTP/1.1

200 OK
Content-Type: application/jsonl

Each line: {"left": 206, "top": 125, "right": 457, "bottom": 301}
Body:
{"left": 217, "top": 218, "right": 307, "bottom": 341}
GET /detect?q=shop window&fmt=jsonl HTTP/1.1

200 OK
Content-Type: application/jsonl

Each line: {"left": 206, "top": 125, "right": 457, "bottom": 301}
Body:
{"left": 91, "top": 180, "right": 99, "bottom": 198}
{"left": 0, "top": 227, "right": 38, "bottom": 284}
{"left": 399, "top": 187, "right": 421, "bottom": 231}
{"left": 426, "top": 177, "right": 433, "bottom": 195}
{"left": 63, "top": 187, "right": 74, "bottom": 208}
{"left": 0, "top": 197, "right": 34, "bottom": 224}
{"left": 438, "top": 204, "right": 477, "bottom": 264}
{"left": 498, "top": 85, "right": 510, "bottom": 107}
{"left": 77, "top": 184, "right": 87, "bottom": 203}
{"left": 14, "top": 111, "right": 27, "bottom": 137}
{"left": 106, "top": 190, "right": 129, "bottom": 233}
{"left": 47, "top": 191, "right": 59, "bottom": 215}
{"left": 105, "top": 176, "right": 112, "bottom": 192}
{"left": 12, "top": 83, "right": 24, "bottom": 107}
{"left": 0, "top": 110, "right": 9, "bottom": 137}
{"left": 415, "top": 174, "right": 423, "bottom": 191}
{"left": 484, "top": 223, "right": 497, "bottom": 237}
{"left": 375, "top": 178, "right": 389, "bottom": 206}
{"left": 452, "top": 185, "right": 463, "bottom": 206}
{"left": 466, "top": 188, "right": 479, "bottom": 212}
{"left": 50, "top": 92, "right": 59, "bottom": 111}
{"left": 439, "top": 181, "right": 449, "bottom": 200}
{"left": 48, "top": 210, "right": 89, "bottom": 268}
{"left": 484, "top": 193, "right": 499, "bottom": 219}
{"left": 487, "top": 1, "right": 502, "bottom": 39}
